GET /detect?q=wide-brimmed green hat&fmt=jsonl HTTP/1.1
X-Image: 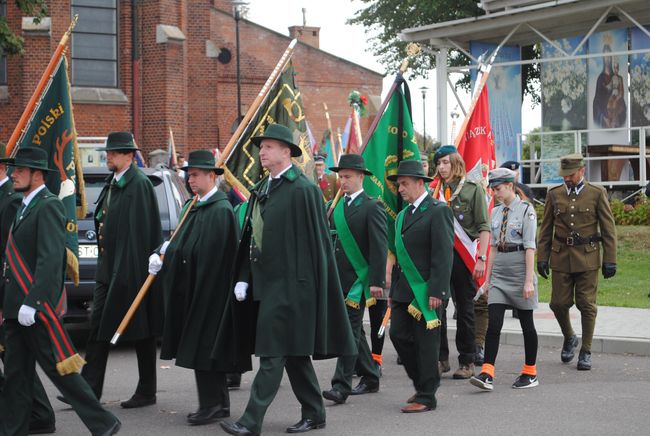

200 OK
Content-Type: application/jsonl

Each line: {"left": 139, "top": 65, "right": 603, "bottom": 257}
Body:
{"left": 5, "top": 147, "right": 56, "bottom": 172}
{"left": 99, "top": 131, "right": 139, "bottom": 152}
{"left": 559, "top": 153, "right": 585, "bottom": 176}
{"left": 251, "top": 124, "right": 302, "bottom": 157}
{"left": 433, "top": 145, "right": 458, "bottom": 165}
{"left": 180, "top": 149, "right": 224, "bottom": 174}
{"left": 387, "top": 160, "right": 432, "bottom": 182}
{"left": 329, "top": 154, "right": 372, "bottom": 176}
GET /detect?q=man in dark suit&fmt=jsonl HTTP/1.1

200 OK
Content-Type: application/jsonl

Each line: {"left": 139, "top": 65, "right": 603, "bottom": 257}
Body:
{"left": 321, "top": 154, "right": 387, "bottom": 405}
{"left": 0, "top": 147, "right": 120, "bottom": 435}
{"left": 388, "top": 160, "right": 454, "bottom": 413}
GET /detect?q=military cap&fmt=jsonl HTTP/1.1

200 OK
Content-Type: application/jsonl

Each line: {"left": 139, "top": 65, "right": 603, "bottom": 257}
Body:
{"left": 559, "top": 153, "right": 585, "bottom": 176}
{"left": 387, "top": 160, "right": 433, "bottom": 182}
{"left": 500, "top": 160, "right": 520, "bottom": 171}
{"left": 99, "top": 131, "right": 139, "bottom": 151}
{"left": 329, "top": 154, "right": 372, "bottom": 176}
{"left": 488, "top": 168, "right": 516, "bottom": 188}
{"left": 433, "top": 145, "right": 458, "bottom": 165}
{"left": 251, "top": 124, "right": 302, "bottom": 157}
{"left": 313, "top": 153, "right": 326, "bottom": 164}
{"left": 5, "top": 147, "right": 56, "bottom": 172}
{"left": 180, "top": 149, "right": 224, "bottom": 174}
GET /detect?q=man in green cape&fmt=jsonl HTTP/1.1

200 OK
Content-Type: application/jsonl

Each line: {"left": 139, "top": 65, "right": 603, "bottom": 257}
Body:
{"left": 149, "top": 150, "right": 238, "bottom": 426}
{"left": 321, "top": 153, "right": 386, "bottom": 405}
{"left": 220, "top": 124, "right": 356, "bottom": 436}
{"left": 388, "top": 160, "right": 454, "bottom": 413}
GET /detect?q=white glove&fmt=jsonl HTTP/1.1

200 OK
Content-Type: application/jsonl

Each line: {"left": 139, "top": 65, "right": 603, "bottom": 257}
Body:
{"left": 234, "top": 282, "right": 249, "bottom": 301}
{"left": 148, "top": 253, "right": 163, "bottom": 275}
{"left": 160, "top": 241, "right": 170, "bottom": 255}
{"left": 18, "top": 304, "right": 37, "bottom": 327}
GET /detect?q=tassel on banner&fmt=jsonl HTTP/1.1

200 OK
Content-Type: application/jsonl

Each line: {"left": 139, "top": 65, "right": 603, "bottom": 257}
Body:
{"left": 366, "top": 297, "right": 377, "bottom": 308}
{"left": 345, "top": 298, "right": 360, "bottom": 310}
{"left": 56, "top": 353, "right": 86, "bottom": 376}
{"left": 407, "top": 303, "right": 422, "bottom": 321}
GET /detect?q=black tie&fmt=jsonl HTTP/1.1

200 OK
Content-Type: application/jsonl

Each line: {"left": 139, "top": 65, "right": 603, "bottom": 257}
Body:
{"left": 16, "top": 203, "right": 26, "bottom": 221}
{"left": 344, "top": 195, "right": 351, "bottom": 206}
{"left": 407, "top": 204, "right": 415, "bottom": 215}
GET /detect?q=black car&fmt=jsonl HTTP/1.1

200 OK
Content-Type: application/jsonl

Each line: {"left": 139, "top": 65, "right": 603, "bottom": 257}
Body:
{"left": 64, "top": 165, "right": 191, "bottom": 324}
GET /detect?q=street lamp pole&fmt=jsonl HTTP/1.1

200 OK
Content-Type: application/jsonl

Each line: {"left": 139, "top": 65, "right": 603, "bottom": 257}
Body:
{"left": 420, "top": 86, "right": 429, "bottom": 149}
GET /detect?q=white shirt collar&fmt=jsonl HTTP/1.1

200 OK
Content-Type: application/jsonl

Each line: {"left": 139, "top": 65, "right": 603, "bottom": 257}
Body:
{"left": 566, "top": 178, "right": 585, "bottom": 195}
{"left": 410, "top": 190, "right": 429, "bottom": 213}
{"left": 22, "top": 184, "right": 47, "bottom": 208}
{"left": 270, "top": 164, "right": 293, "bottom": 180}
{"left": 113, "top": 165, "right": 130, "bottom": 182}
{"left": 0, "top": 177, "right": 9, "bottom": 188}
{"left": 344, "top": 189, "right": 364, "bottom": 205}
{"left": 199, "top": 185, "right": 219, "bottom": 203}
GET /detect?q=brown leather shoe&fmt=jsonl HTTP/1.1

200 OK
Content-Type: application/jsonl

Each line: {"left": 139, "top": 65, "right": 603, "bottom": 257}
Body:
{"left": 401, "top": 402, "right": 433, "bottom": 413}
{"left": 452, "top": 363, "right": 474, "bottom": 379}
{"left": 438, "top": 360, "right": 451, "bottom": 375}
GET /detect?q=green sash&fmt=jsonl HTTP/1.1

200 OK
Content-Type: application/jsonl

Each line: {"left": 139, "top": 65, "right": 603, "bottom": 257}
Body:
{"left": 333, "top": 200, "right": 376, "bottom": 309}
{"left": 236, "top": 201, "right": 248, "bottom": 229}
{"left": 394, "top": 209, "right": 441, "bottom": 329}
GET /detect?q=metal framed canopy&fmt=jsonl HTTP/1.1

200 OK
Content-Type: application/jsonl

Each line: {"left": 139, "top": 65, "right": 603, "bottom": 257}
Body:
{"left": 398, "top": 0, "right": 650, "bottom": 189}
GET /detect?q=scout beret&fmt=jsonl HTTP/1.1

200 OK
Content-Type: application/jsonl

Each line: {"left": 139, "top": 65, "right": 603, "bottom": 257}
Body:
{"left": 433, "top": 145, "right": 458, "bottom": 165}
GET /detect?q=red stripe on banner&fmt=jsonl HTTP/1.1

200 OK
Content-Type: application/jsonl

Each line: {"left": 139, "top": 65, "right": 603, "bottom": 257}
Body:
{"left": 44, "top": 303, "right": 75, "bottom": 356}
{"left": 56, "top": 288, "right": 66, "bottom": 316}
{"left": 9, "top": 236, "right": 33, "bottom": 283}
{"left": 6, "top": 250, "right": 29, "bottom": 296}
{"left": 38, "top": 312, "right": 66, "bottom": 361}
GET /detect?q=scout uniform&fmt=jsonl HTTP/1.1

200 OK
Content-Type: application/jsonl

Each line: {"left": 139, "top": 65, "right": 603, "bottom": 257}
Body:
{"left": 388, "top": 160, "right": 454, "bottom": 412}
{"left": 470, "top": 168, "right": 540, "bottom": 391}
{"left": 434, "top": 146, "right": 490, "bottom": 377}
{"left": 154, "top": 150, "right": 238, "bottom": 425}
{"left": 220, "top": 124, "right": 355, "bottom": 436}
{"left": 81, "top": 132, "right": 163, "bottom": 406}
{"left": 322, "top": 154, "right": 386, "bottom": 404}
{"left": 0, "top": 147, "right": 120, "bottom": 436}
{"left": 0, "top": 156, "right": 56, "bottom": 434}
{"left": 537, "top": 153, "right": 617, "bottom": 370}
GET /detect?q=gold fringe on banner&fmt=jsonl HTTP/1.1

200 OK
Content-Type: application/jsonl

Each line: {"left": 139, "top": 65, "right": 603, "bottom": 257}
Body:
{"left": 56, "top": 353, "right": 86, "bottom": 376}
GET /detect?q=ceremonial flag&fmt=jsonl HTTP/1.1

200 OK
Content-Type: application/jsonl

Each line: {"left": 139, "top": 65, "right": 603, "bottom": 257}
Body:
{"left": 306, "top": 121, "right": 319, "bottom": 154}
{"left": 341, "top": 116, "right": 352, "bottom": 152}
{"left": 224, "top": 61, "right": 315, "bottom": 195}
{"left": 362, "top": 86, "right": 420, "bottom": 252}
{"left": 322, "top": 129, "right": 337, "bottom": 173}
{"left": 12, "top": 57, "right": 85, "bottom": 285}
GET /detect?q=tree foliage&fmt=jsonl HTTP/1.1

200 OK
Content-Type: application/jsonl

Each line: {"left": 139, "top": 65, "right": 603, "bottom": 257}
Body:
{"left": 348, "top": 0, "right": 540, "bottom": 105}
{"left": 1, "top": 0, "right": 48, "bottom": 55}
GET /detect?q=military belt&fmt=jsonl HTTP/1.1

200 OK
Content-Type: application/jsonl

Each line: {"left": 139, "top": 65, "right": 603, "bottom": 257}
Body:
{"left": 554, "top": 233, "right": 602, "bottom": 247}
{"left": 497, "top": 243, "right": 525, "bottom": 253}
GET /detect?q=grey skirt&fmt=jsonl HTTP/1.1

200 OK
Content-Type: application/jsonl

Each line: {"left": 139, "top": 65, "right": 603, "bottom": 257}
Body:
{"left": 488, "top": 250, "right": 538, "bottom": 310}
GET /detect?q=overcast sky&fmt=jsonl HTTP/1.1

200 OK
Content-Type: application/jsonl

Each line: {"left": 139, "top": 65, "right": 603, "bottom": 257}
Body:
{"left": 246, "top": 0, "right": 541, "bottom": 144}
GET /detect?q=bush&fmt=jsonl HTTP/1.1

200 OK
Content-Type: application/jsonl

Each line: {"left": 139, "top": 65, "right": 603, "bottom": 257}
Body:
{"left": 611, "top": 198, "right": 650, "bottom": 225}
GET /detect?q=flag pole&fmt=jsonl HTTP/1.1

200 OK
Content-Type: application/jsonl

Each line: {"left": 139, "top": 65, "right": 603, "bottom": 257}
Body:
{"left": 6, "top": 15, "right": 79, "bottom": 154}
{"left": 216, "top": 39, "right": 297, "bottom": 168}
{"left": 323, "top": 102, "right": 339, "bottom": 165}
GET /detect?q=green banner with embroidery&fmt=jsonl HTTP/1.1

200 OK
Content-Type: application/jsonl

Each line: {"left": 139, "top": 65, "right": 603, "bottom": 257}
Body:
{"left": 394, "top": 210, "right": 440, "bottom": 329}
{"left": 333, "top": 201, "right": 375, "bottom": 309}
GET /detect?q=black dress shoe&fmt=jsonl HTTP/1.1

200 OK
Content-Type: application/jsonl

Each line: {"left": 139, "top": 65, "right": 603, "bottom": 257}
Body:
{"left": 100, "top": 420, "right": 121, "bottom": 436}
{"left": 120, "top": 393, "right": 156, "bottom": 409}
{"left": 227, "top": 373, "right": 241, "bottom": 390}
{"left": 577, "top": 350, "right": 592, "bottom": 371}
{"left": 56, "top": 395, "right": 70, "bottom": 405}
{"left": 220, "top": 421, "right": 258, "bottom": 436}
{"left": 286, "top": 418, "right": 326, "bottom": 433}
{"left": 561, "top": 335, "right": 579, "bottom": 363}
{"left": 350, "top": 382, "right": 379, "bottom": 395}
{"left": 322, "top": 389, "right": 346, "bottom": 404}
{"left": 187, "top": 405, "right": 229, "bottom": 425}
{"left": 28, "top": 422, "right": 56, "bottom": 434}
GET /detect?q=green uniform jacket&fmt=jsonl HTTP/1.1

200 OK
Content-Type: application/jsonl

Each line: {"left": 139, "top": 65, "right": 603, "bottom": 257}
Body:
{"left": 93, "top": 164, "right": 163, "bottom": 341}
{"left": 226, "top": 165, "right": 355, "bottom": 360}
{"left": 537, "top": 182, "right": 617, "bottom": 273}
{"left": 442, "top": 179, "right": 490, "bottom": 240}
{"left": 0, "top": 180, "right": 21, "bottom": 308}
{"left": 390, "top": 195, "right": 454, "bottom": 303}
{"left": 329, "top": 192, "right": 387, "bottom": 295}
{"left": 2, "top": 188, "right": 66, "bottom": 319}
{"left": 159, "top": 192, "right": 238, "bottom": 371}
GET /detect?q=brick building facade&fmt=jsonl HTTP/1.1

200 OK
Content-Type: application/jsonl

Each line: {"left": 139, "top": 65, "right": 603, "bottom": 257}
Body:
{"left": 0, "top": 0, "right": 383, "bottom": 159}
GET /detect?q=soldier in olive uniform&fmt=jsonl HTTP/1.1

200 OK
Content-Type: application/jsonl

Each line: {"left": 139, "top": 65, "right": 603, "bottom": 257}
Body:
{"left": 1, "top": 147, "right": 120, "bottom": 436}
{"left": 388, "top": 160, "right": 454, "bottom": 413}
{"left": 220, "top": 124, "right": 355, "bottom": 436}
{"left": 434, "top": 145, "right": 490, "bottom": 379}
{"left": 537, "top": 153, "right": 617, "bottom": 370}
{"left": 315, "top": 154, "right": 338, "bottom": 202}
{"left": 65, "top": 132, "right": 163, "bottom": 407}
{"left": 321, "top": 154, "right": 386, "bottom": 405}
{"left": 0, "top": 147, "right": 57, "bottom": 434}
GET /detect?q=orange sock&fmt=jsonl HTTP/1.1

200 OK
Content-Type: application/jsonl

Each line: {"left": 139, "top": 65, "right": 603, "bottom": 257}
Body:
{"left": 481, "top": 363, "right": 495, "bottom": 378}
{"left": 372, "top": 353, "right": 382, "bottom": 366}
{"left": 521, "top": 364, "right": 537, "bottom": 376}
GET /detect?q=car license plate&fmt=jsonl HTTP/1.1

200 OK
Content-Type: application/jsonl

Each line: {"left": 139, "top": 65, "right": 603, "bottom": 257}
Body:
{"left": 79, "top": 244, "right": 98, "bottom": 259}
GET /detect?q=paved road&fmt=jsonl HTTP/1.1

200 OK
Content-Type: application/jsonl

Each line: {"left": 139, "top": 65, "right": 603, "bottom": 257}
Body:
{"left": 37, "top": 339, "right": 650, "bottom": 435}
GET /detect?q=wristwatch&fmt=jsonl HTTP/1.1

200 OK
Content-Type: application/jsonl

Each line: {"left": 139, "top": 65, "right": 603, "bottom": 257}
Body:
{"left": 478, "top": 255, "right": 487, "bottom": 261}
